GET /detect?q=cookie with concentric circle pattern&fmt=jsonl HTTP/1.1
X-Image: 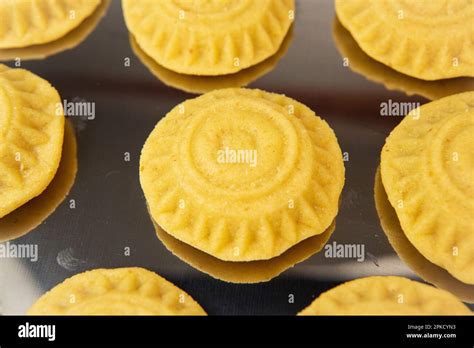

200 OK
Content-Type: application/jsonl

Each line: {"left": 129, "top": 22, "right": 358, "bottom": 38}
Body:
{"left": 140, "top": 88, "right": 345, "bottom": 261}
{"left": 381, "top": 92, "right": 474, "bottom": 285}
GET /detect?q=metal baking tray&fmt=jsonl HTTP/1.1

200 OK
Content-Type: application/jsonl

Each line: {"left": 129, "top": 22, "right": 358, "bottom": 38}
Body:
{"left": 0, "top": 0, "right": 472, "bottom": 315}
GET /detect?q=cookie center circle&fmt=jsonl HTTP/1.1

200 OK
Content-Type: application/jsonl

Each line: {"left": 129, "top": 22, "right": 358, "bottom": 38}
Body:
{"left": 172, "top": 0, "right": 244, "bottom": 14}
{"left": 429, "top": 111, "right": 474, "bottom": 202}
{"left": 178, "top": 98, "right": 300, "bottom": 198}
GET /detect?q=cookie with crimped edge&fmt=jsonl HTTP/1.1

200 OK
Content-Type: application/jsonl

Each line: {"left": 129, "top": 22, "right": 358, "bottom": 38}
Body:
{"left": 0, "top": 64, "right": 65, "bottom": 218}
{"left": 122, "top": 0, "right": 294, "bottom": 76}
{"left": 381, "top": 92, "right": 474, "bottom": 285}
{"left": 374, "top": 168, "right": 474, "bottom": 303}
{"left": 151, "top": 212, "right": 336, "bottom": 284}
{"left": 332, "top": 17, "right": 474, "bottom": 101}
{"left": 298, "top": 276, "right": 471, "bottom": 315}
{"left": 140, "top": 88, "right": 345, "bottom": 262}
{"left": 28, "top": 268, "right": 206, "bottom": 315}
{"left": 129, "top": 24, "right": 294, "bottom": 94}
{"left": 0, "top": 0, "right": 110, "bottom": 61}
{"left": 0, "top": 120, "right": 77, "bottom": 243}
{"left": 335, "top": 0, "right": 474, "bottom": 80}
{"left": 0, "top": 0, "right": 101, "bottom": 49}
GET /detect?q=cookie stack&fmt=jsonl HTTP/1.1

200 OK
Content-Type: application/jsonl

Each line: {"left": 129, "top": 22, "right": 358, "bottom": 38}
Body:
{"left": 378, "top": 92, "right": 474, "bottom": 298}
{"left": 0, "top": 64, "right": 74, "bottom": 241}
{"left": 334, "top": 0, "right": 474, "bottom": 99}
{"left": 0, "top": 0, "right": 109, "bottom": 61}
{"left": 140, "top": 88, "right": 345, "bottom": 283}
{"left": 122, "top": 0, "right": 295, "bottom": 92}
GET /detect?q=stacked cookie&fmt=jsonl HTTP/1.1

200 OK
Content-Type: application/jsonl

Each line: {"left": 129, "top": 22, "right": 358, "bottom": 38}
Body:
{"left": 0, "top": 0, "right": 109, "bottom": 60}
{"left": 122, "top": 0, "right": 295, "bottom": 92}
{"left": 140, "top": 88, "right": 345, "bottom": 283}
{"left": 334, "top": 0, "right": 474, "bottom": 99}
{"left": 378, "top": 92, "right": 474, "bottom": 300}
{"left": 0, "top": 64, "right": 75, "bottom": 241}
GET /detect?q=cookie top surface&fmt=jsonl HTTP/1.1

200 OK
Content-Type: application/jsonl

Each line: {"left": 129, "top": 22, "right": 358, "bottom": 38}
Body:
{"left": 140, "top": 88, "right": 345, "bottom": 261}
{"left": 28, "top": 268, "right": 206, "bottom": 315}
{"left": 0, "top": 0, "right": 101, "bottom": 48}
{"left": 299, "top": 276, "right": 471, "bottom": 315}
{"left": 122, "top": 0, "right": 294, "bottom": 75}
{"left": 0, "top": 64, "right": 64, "bottom": 218}
{"left": 381, "top": 92, "right": 474, "bottom": 284}
{"left": 335, "top": 0, "right": 474, "bottom": 80}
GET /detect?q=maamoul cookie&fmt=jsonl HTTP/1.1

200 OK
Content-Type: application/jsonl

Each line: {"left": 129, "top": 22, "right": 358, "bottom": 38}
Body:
{"left": 129, "top": 25, "right": 293, "bottom": 94}
{"left": 151, "top": 212, "right": 336, "bottom": 283}
{"left": 0, "top": 120, "right": 77, "bottom": 243}
{"left": 122, "top": 0, "right": 295, "bottom": 75}
{"left": 0, "top": 0, "right": 101, "bottom": 49}
{"left": 374, "top": 168, "right": 474, "bottom": 303}
{"left": 381, "top": 92, "right": 474, "bottom": 284}
{"left": 0, "top": 64, "right": 65, "bottom": 218}
{"left": 335, "top": 0, "right": 474, "bottom": 80}
{"left": 298, "top": 276, "right": 471, "bottom": 315}
{"left": 140, "top": 88, "right": 345, "bottom": 261}
{"left": 28, "top": 268, "right": 206, "bottom": 315}
{"left": 0, "top": 0, "right": 110, "bottom": 61}
{"left": 332, "top": 17, "right": 474, "bottom": 101}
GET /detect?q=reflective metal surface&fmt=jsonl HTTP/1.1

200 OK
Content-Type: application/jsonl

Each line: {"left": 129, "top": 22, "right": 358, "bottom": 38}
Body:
{"left": 0, "top": 0, "right": 472, "bottom": 315}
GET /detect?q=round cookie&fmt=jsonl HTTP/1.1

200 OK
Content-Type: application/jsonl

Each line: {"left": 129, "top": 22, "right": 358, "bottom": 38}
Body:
{"left": 28, "top": 268, "right": 206, "bottom": 315}
{"left": 140, "top": 88, "right": 345, "bottom": 262}
{"left": 298, "top": 276, "right": 471, "bottom": 315}
{"left": 0, "top": 64, "right": 65, "bottom": 218}
{"left": 374, "top": 168, "right": 474, "bottom": 303}
{"left": 335, "top": 0, "right": 474, "bottom": 80}
{"left": 151, "top": 213, "right": 336, "bottom": 284}
{"left": 0, "top": 0, "right": 110, "bottom": 61}
{"left": 122, "top": 0, "right": 295, "bottom": 76}
{"left": 129, "top": 24, "right": 294, "bottom": 94}
{"left": 332, "top": 17, "right": 474, "bottom": 101}
{"left": 0, "top": 120, "right": 77, "bottom": 243}
{"left": 381, "top": 92, "right": 474, "bottom": 284}
{"left": 0, "top": 0, "right": 101, "bottom": 49}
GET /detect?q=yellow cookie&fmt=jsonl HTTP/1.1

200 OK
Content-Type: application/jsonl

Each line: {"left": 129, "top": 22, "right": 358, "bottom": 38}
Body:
{"left": 122, "top": 0, "right": 294, "bottom": 76}
{"left": 0, "top": 0, "right": 110, "bottom": 61}
{"left": 299, "top": 276, "right": 471, "bottom": 315}
{"left": 0, "top": 120, "right": 77, "bottom": 243}
{"left": 140, "top": 88, "right": 345, "bottom": 262}
{"left": 381, "top": 92, "right": 474, "bottom": 284}
{"left": 374, "top": 168, "right": 474, "bottom": 303}
{"left": 0, "top": 64, "right": 65, "bottom": 218}
{"left": 129, "top": 24, "right": 293, "bottom": 94}
{"left": 335, "top": 0, "right": 474, "bottom": 80}
{"left": 28, "top": 268, "right": 206, "bottom": 315}
{"left": 0, "top": 0, "right": 101, "bottom": 49}
{"left": 332, "top": 17, "right": 474, "bottom": 101}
